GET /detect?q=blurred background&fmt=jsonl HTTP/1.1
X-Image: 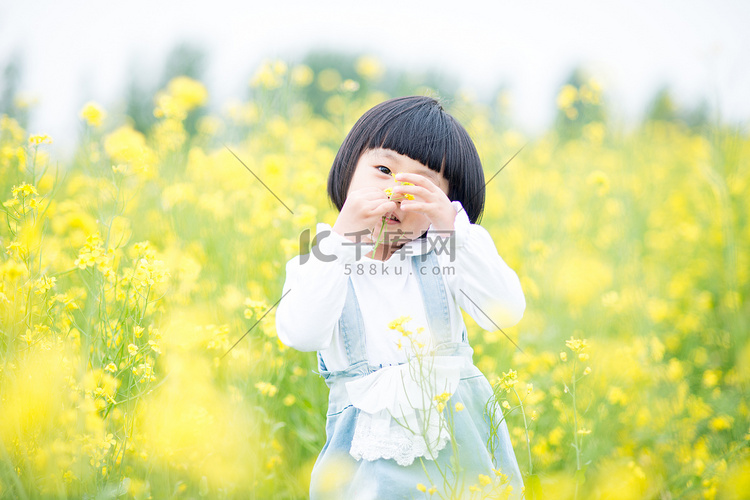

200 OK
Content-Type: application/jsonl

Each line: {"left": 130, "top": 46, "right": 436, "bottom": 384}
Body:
{"left": 1, "top": 1, "right": 749, "bottom": 499}
{"left": 2, "top": 0, "right": 749, "bottom": 155}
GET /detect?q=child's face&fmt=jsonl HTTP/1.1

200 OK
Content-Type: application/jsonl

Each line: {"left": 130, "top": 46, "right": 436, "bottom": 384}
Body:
{"left": 347, "top": 148, "right": 450, "bottom": 243}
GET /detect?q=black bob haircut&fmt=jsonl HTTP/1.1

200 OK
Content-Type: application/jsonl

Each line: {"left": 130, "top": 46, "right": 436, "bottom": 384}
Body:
{"left": 327, "top": 96, "right": 486, "bottom": 224}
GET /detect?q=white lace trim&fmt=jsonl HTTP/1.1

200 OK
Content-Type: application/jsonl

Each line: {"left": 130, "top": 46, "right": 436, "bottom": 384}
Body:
{"left": 345, "top": 356, "right": 465, "bottom": 466}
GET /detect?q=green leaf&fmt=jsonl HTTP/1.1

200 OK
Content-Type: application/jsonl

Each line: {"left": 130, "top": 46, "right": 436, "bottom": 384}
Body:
{"left": 575, "top": 465, "right": 588, "bottom": 485}
{"left": 524, "top": 473, "right": 543, "bottom": 500}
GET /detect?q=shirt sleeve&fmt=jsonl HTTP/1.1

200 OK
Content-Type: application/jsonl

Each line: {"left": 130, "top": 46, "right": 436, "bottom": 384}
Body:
{"left": 434, "top": 201, "right": 526, "bottom": 331}
{"left": 275, "top": 223, "right": 370, "bottom": 351}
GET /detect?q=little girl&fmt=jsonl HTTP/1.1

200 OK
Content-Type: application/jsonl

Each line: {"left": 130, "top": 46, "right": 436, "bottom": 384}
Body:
{"left": 276, "top": 96, "right": 526, "bottom": 499}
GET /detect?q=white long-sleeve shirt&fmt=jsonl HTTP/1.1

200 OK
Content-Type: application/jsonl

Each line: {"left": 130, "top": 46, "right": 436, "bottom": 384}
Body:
{"left": 275, "top": 201, "right": 526, "bottom": 371}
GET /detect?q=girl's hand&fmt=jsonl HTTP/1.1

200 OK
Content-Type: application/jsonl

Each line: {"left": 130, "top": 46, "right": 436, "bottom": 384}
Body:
{"left": 332, "top": 186, "right": 397, "bottom": 243}
{"left": 392, "top": 172, "right": 456, "bottom": 232}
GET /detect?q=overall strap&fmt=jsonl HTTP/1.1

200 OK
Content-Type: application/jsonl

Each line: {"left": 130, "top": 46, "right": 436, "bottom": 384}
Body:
{"left": 317, "top": 277, "right": 369, "bottom": 377}
{"left": 337, "top": 277, "right": 369, "bottom": 366}
{"left": 412, "top": 249, "right": 454, "bottom": 345}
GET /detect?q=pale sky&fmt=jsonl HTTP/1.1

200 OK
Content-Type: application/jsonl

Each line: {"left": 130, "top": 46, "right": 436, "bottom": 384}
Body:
{"left": 1, "top": 0, "right": 748, "bottom": 156}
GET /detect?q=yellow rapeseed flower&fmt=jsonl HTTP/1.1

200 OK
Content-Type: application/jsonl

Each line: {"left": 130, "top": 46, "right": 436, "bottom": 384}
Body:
{"left": 355, "top": 55, "right": 385, "bottom": 81}
{"left": 586, "top": 170, "right": 610, "bottom": 196}
{"left": 34, "top": 275, "right": 56, "bottom": 296}
{"left": 29, "top": 134, "right": 52, "bottom": 145}
{"left": 291, "top": 64, "right": 314, "bottom": 87}
{"left": 317, "top": 68, "right": 342, "bottom": 92}
{"left": 556, "top": 84, "right": 578, "bottom": 109}
{"left": 709, "top": 415, "right": 733, "bottom": 432}
{"left": 498, "top": 369, "right": 518, "bottom": 390}
{"left": 255, "top": 381, "right": 278, "bottom": 397}
{"left": 12, "top": 183, "right": 39, "bottom": 198}
{"left": 79, "top": 102, "right": 106, "bottom": 127}
{"left": 167, "top": 76, "right": 208, "bottom": 110}
{"left": 340, "top": 79, "right": 360, "bottom": 92}
{"left": 388, "top": 315, "right": 413, "bottom": 331}
{"left": 147, "top": 340, "right": 161, "bottom": 355}
{"left": 416, "top": 483, "right": 427, "bottom": 493}
{"left": 434, "top": 392, "right": 451, "bottom": 413}
{"left": 565, "top": 337, "right": 589, "bottom": 353}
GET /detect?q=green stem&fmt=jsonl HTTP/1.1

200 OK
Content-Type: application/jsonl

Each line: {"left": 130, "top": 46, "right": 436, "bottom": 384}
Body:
{"left": 370, "top": 216, "right": 387, "bottom": 259}
{"left": 572, "top": 357, "right": 580, "bottom": 500}
{"left": 512, "top": 387, "right": 533, "bottom": 476}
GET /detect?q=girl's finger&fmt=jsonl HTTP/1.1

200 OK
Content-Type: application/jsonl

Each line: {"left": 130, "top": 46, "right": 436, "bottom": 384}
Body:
{"left": 394, "top": 172, "right": 440, "bottom": 192}
{"left": 353, "top": 186, "right": 393, "bottom": 200}
{"left": 399, "top": 200, "right": 429, "bottom": 213}
{"left": 372, "top": 199, "right": 397, "bottom": 215}
{"left": 391, "top": 184, "right": 432, "bottom": 200}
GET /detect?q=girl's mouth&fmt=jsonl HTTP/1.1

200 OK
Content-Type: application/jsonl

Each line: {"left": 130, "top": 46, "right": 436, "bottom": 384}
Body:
{"left": 385, "top": 212, "right": 400, "bottom": 224}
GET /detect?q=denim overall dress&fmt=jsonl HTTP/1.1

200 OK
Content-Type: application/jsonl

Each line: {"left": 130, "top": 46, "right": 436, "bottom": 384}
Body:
{"left": 309, "top": 249, "right": 523, "bottom": 500}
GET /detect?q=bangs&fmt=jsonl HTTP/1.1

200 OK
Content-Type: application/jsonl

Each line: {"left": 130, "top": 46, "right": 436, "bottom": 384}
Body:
{"left": 366, "top": 101, "right": 453, "bottom": 177}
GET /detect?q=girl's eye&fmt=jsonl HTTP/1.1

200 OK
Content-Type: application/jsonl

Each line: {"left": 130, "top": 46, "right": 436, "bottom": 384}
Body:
{"left": 376, "top": 165, "right": 391, "bottom": 175}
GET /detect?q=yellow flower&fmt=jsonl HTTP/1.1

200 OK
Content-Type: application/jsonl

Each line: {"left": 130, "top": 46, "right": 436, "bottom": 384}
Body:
{"left": 583, "top": 366, "right": 592, "bottom": 375}
{"left": 556, "top": 84, "right": 578, "bottom": 109}
{"left": 493, "top": 468, "right": 507, "bottom": 481}
{"left": 291, "top": 64, "right": 314, "bottom": 87}
{"left": 434, "top": 392, "right": 451, "bottom": 404}
{"left": 127, "top": 343, "right": 138, "bottom": 356}
{"left": 167, "top": 76, "right": 208, "bottom": 110}
{"left": 341, "top": 79, "right": 360, "bottom": 92}
{"left": 455, "top": 402, "right": 465, "bottom": 412}
{"left": 355, "top": 55, "right": 385, "bottom": 81}
{"left": 147, "top": 340, "right": 161, "bottom": 354}
{"left": 80, "top": 102, "right": 106, "bottom": 127}
{"left": 385, "top": 175, "right": 415, "bottom": 200}
{"left": 104, "top": 362, "right": 117, "bottom": 373}
{"left": 416, "top": 483, "right": 427, "bottom": 493}
{"left": 565, "top": 336, "right": 589, "bottom": 353}
{"left": 709, "top": 415, "right": 733, "bottom": 432}
{"left": 478, "top": 474, "right": 491, "bottom": 487}
{"left": 577, "top": 428, "right": 592, "bottom": 435}
{"left": 388, "top": 315, "right": 413, "bottom": 331}
{"left": 12, "top": 183, "right": 39, "bottom": 198}
{"left": 586, "top": 170, "right": 610, "bottom": 196}
{"left": 498, "top": 369, "right": 518, "bottom": 391}
{"left": 434, "top": 392, "right": 451, "bottom": 413}
{"left": 29, "top": 134, "right": 52, "bottom": 145}
{"left": 317, "top": 68, "right": 341, "bottom": 92}
{"left": 255, "top": 381, "right": 278, "bottom": 397}
{"left": 34, "top": 275, "right": 56, "bottom": 295}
